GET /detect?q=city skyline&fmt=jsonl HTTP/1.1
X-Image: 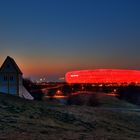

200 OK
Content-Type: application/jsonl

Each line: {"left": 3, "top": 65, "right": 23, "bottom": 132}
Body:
{"left": 0, "top": 0, "right": 140, "bottom": 81}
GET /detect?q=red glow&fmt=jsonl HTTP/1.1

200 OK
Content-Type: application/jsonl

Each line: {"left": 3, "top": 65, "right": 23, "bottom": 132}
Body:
{"left": 45, "top": 95, "right": 67, "bottom": 99}
{"left": 65, "top": 69, "right": 140, "bottom": 84}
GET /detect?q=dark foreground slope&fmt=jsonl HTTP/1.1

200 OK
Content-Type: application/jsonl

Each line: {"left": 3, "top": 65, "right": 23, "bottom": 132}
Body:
{"left": 0, "top": 93, "right": 140, "bottom": 140}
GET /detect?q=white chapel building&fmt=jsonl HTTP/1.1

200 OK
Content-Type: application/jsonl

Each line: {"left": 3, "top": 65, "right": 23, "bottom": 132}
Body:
{"left": 0, "top": 56, "right": 34, "bottom": 100}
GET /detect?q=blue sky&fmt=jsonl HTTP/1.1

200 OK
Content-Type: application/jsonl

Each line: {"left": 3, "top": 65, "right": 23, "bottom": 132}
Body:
{"left": 0, "top": 0, "right": 140, "bottom": 81}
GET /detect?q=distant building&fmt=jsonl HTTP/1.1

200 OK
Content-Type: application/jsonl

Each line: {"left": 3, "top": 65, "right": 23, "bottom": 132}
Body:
{"left": 0, "top": 56, "right": 34, "bottom": 100}
{"left": 66, "top": 69, "right": 140, "bottom": 84}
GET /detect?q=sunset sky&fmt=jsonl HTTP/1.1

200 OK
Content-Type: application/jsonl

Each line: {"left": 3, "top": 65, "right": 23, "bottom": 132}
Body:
{"left": 0, "top": 0, "right": 140, "bottom": 81}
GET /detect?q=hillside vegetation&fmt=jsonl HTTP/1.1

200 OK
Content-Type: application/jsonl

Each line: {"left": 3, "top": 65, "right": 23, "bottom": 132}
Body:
{"left": 0, "top": 93, "right": 140, "bottom": 140}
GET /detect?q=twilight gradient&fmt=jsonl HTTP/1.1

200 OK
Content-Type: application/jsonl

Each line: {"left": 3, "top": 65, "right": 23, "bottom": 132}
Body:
{"left": 0, "top": 0, "right": 140, "bottom": 81}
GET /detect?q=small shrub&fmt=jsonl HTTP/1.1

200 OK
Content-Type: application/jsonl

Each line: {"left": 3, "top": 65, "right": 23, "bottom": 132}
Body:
{"left": 67, "top": 93, "right": 100, "bottom": 107}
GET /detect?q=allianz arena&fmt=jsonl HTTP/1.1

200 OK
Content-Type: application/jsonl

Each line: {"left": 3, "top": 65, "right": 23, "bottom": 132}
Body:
{"left": 65, "top": 69, "right": 140, "bottom": 84}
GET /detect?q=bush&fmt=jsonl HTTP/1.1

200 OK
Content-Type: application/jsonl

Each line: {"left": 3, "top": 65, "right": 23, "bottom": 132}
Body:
{"left": 67, "top": 93, "right": 100, "bottom": 106}
{"left": 23, "top": 78, "right": 43, "bottom": 100}
{"left": 117, "top": 85, "right": 140, "bottom": 105}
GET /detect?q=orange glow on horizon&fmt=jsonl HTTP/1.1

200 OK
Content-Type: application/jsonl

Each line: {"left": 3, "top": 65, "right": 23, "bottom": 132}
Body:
{"left": 16, "top": 59, "right": 68, "bottom": 77}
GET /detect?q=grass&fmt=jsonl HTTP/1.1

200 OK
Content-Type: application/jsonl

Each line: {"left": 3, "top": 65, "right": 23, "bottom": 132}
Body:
{"left": 96, "top": 94, "right": 139, "bottom": 108}
{"left": 0, "top": 93, "right": 139, "bottom": 140}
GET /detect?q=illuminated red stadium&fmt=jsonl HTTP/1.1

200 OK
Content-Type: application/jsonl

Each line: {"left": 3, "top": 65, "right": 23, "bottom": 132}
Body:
{"left": 65, "top": 69, "right": 140, "bottom": 84}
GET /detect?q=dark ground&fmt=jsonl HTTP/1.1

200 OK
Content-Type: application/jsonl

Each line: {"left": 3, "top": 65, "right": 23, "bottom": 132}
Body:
{"left": 0, "top": 93, "right": 140, "bottom": 140}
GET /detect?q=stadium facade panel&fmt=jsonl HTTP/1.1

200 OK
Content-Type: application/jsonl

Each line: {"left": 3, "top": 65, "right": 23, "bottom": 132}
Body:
{"left": 65, "top": 69, "right": 140, "bottom": 84}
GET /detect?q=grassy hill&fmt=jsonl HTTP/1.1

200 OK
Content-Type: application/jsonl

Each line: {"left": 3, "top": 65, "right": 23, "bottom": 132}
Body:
{"left": 0, "top": 93, "right": 140, "bottom": 140}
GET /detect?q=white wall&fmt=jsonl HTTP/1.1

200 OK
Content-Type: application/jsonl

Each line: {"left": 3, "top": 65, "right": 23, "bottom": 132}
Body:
{"left": 0, "top": 73, "right": 18, "bottom": 95}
